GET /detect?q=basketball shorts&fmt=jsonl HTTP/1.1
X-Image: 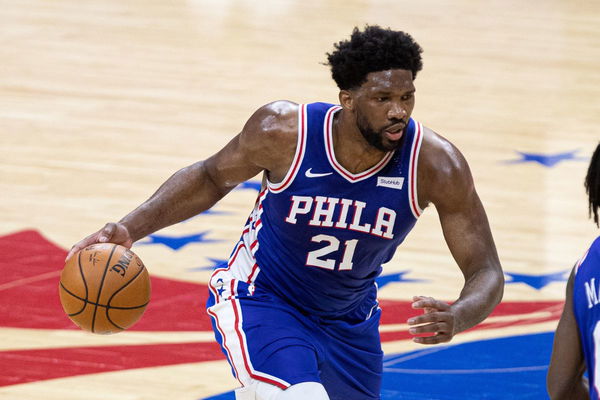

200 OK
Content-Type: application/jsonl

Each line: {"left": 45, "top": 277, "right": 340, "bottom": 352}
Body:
{"left": 206, "top": 278, "right": 383, "bottom": 400}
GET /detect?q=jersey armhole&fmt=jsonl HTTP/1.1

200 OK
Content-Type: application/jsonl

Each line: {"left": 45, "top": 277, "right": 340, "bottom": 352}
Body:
{"left": 408, "top": 122, "right": 424, "bottom": 218}
{"left": 267, "top": 104, "right": 307, "bottom": 193}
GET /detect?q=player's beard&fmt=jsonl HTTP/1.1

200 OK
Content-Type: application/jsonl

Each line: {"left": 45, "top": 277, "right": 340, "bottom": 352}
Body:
{"left": 356, "top": 110, "right": 404, "bottom": 152}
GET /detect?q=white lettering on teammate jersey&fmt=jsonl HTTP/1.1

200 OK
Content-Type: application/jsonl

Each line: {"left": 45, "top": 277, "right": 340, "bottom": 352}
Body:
{"left": 586, "top": 278, "right": 600, "bottom": 308}
{"left": 285, "top": 195, "right": 396, "bottom": 239}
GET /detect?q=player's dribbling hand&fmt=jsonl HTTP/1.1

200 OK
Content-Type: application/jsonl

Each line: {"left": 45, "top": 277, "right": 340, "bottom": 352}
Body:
{"left": 65, "top": 222, "right": 134, "bottom": 262}
{"left": 407, "top": 295, "right": 456, "bottom": 345}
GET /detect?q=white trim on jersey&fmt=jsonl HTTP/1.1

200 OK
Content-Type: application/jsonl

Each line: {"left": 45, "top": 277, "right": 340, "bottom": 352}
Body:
{"left": 408, "top": 122, "right": 424, "bottom": 218}
{"left": 324, "top": 105, "right": 394, "bottom": 183}
{"left": 576, "top": 248, "right": 591, "bottom": 275}
{"left": 207, "top": 297, "right": 292, "bottom": 390}
{"left": 267, "top": 104, "right": 307, "bottom": 193}
{"left": 207, "top": 305, "right": 243, "bottom": 386}
{"left": 209, "top": 188, "right": 269, "bottom": 303}
{"left": 246, "top": 188, "right": 268, "bottom": 258}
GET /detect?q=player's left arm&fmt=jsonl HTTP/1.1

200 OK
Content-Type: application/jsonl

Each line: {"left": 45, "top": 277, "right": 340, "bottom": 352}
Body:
{"left": 547, "top": 268, "right": 588, "bottom": 400}
{"left": 407, "top": 128, "right": 504, "bottom": 344}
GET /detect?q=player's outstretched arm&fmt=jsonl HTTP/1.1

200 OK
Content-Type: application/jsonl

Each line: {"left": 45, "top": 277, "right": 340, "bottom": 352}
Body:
{"left": 66, "top": 101, "right": 299, "bottom": 261}
{"left": 407, "top": 129, "right": 504, "bottom": 344}
{"left": 547, "top": 269, "right": 588, "bottom": 400}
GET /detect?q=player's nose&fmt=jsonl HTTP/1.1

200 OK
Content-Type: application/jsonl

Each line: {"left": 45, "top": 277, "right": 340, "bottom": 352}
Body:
{"left": 387, "top": 102, "right": 407, "bottom": 120}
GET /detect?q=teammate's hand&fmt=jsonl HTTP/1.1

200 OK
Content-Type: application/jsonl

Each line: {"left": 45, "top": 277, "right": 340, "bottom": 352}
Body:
{"left": 407, "top": 295, "right": 456, "bottom": 345}
{"left": 65, "top": 222, "right": 134, "bottom": 262}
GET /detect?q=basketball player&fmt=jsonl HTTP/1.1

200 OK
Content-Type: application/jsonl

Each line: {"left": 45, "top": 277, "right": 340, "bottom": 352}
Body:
{"left": 67, "top": 26, "right": 504, "bottom": 400}
{"left": 548, "top": 143, "right": 600, "bottom": 400}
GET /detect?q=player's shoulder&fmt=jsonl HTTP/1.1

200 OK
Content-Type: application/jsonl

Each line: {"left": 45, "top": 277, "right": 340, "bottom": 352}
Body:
{"left": 237, "top": 101, "right": 300, "bottom": 173}
{"left": 244, "top": 100, "right": 299, "bottom": 139}
{"left": 418, "top": 125, "right": 470, "bottom": 183}
{"left": 414, "top": 125, "right": 474, "bottom": 208}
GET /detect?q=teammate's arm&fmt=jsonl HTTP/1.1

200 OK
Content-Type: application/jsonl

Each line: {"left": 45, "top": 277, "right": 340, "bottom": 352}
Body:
{"left": 407, "top": 129, "right": 504, "bottom": 344}
{"left": 66, "top": 101, "right": 298, "bottom": 260}
{"left": 547, "top": 268, "right": 588, "bottom": 400}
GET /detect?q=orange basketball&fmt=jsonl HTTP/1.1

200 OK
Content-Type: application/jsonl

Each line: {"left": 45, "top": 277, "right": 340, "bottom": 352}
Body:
{"left": 59, "top": 243, "right": 151, "bottom": 334}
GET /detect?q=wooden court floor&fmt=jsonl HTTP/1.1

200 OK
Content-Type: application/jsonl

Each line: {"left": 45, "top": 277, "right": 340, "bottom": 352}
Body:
{"left": 1, "top": 0, "right": 599, "bottom": 398}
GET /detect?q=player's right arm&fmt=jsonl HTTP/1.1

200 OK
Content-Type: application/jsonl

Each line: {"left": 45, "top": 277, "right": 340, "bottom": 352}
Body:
{"left": 547, "top": 268, "right": 589, "bottom": 400}
{"left": 66, "top": 101, "right": 299, "bottom": 261}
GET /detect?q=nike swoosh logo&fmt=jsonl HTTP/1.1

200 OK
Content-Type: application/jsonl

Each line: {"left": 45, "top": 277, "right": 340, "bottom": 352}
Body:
{"left": 305, "top": 168, "right": 333, "bottom": 178}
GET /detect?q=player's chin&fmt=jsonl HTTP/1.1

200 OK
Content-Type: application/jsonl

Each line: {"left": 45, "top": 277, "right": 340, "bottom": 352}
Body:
{"left": 380, "top": 137, "right": 403, "bottom": 151}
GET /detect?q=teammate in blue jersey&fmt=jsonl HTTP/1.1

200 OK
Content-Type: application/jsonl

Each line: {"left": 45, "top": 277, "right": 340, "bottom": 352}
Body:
{"left": 67, "top": 26, "right": 504, "bottom": 400}
{"left": 548, "top": 143, "right": 600, "bottom": 400}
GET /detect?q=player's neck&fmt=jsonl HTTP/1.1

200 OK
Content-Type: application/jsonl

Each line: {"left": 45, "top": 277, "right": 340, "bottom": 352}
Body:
{"left": 332, "top": 110, "right": 388, "bottom": 174}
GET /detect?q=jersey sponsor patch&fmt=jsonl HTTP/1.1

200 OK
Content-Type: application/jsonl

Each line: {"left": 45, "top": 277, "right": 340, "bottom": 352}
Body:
{"left": 377, "top": 176, "right": 405, "bottom": 190}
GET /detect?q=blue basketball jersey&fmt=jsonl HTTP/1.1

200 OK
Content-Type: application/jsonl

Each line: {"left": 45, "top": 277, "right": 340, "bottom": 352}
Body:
{"left": 209, "top": 102, "right": 424, "bottom": 319}
{"left": 573, "top": 235, "right": 600, "bottom": 398}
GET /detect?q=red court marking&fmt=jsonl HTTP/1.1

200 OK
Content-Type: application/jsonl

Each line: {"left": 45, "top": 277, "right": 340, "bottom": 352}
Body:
{"left": 0, "top": 341, "right": 223, "bottom": 387}
{"left": 0, "top": 230, "right": 562, "bottom": 387}
{"left": 0, "top": 230, "right": 212, "bottom": 331}
{"left": 378, "top": 299, "right": 562, "bottom": 342}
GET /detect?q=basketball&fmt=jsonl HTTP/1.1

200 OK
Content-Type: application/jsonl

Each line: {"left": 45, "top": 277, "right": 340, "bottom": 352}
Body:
{"left": 59, "top": 243, "right": 151, "bottom": 334}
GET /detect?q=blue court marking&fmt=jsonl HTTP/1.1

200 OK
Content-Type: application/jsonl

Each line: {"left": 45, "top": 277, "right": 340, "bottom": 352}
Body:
{"left": 503, "top": 150, "right": 588, "bottom": 167}
{"left": 188, "top": 257, "right": 228, "bottom": 272}
{"left": 376, "top": 270, "right": 427, "bottom": 289}
{"left": 136, "top": 231, "right": 223, "bottom": 250}
{"left": 203, "top": 392, "right": 234, "bottom": 400}
{"left": 504, "top": 270, "right": 569, "bottom": 290}
{"left": 201, "top": 332, "right": 554, "bottom": 400}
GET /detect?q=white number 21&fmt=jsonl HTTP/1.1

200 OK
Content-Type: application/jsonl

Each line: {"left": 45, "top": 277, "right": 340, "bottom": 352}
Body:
{"left": 306, "top": 234, "right": 358, "bottom": 271}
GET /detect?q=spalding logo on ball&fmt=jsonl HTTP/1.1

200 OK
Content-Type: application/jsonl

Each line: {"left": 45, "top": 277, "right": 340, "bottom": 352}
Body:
{"left": 59, "top": 243, "right": 151, "bottom": 334}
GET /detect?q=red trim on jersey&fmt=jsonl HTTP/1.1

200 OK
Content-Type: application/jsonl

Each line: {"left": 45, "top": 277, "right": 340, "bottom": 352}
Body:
{"left": 409, "top": 122, "right": 423, "bottom": 218}
{"left": 247, "top": 263, "right": 260, "bottom": 283}
{"left": 324, "top": 106, "right": 393, "bottom": 182}
{"left": 229, "top": 243, "right": 246, "bottom": 266}
{"left": 231, "top": 298, "right": 289, "bottom": 389}
{"left": 269, "top": 104, "right": 306, "bottom": 192}
{"left": 254, "top": 188, "right": 268, "bottom": 205}
{"left": 227, "top": 279, "right": 236, "bottom": 300}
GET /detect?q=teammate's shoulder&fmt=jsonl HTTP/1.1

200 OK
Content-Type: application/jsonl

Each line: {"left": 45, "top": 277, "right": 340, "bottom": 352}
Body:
{"left": 589, "top": 235, "right": 600, "bottom": 255}
{"left": 574, "top": 235, "right": 600, "bottom": 275}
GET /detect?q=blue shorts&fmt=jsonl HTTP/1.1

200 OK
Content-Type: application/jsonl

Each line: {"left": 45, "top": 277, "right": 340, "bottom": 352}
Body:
{"left": 206, "top": 279, "right": 383, "bottom": 400}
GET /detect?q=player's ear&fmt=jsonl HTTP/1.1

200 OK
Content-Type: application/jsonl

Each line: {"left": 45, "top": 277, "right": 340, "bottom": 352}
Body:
{"left": 339, "top": 90, "right": 354, "bottom": 111}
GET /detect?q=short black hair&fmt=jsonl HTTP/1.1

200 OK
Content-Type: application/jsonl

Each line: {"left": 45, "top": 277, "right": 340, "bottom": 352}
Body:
{"left": 326, "top": 25, "right": 423, "bottom": 90}
{"left": 586, "top": 142, "right": 600, "bottom": 227}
